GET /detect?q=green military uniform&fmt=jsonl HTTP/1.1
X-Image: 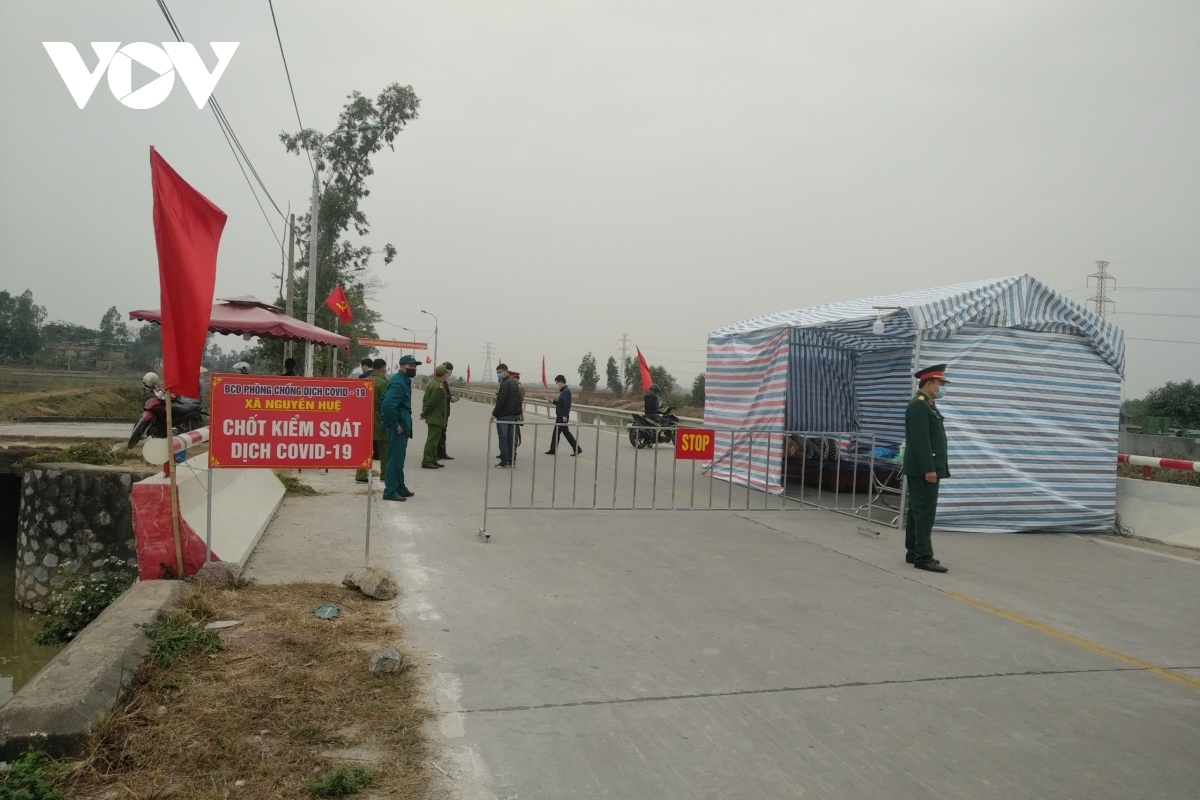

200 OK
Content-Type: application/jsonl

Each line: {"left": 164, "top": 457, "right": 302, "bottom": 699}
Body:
{"left": 355, "top": 371, "right": 389, "bottom": 482}
{"left": 420, "top": 375, "right": 449, "bottom": 467}
{"left": 902, "top": 378, "right": 951, "bottom": 567}
{"left": 381, "top": 358, "right": 417, "bottom": 500}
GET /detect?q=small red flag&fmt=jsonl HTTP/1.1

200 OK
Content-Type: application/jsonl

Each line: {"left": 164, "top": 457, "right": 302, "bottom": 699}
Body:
{"left": 542, "top": 357, "right": 547, "bottom": 388}
{"left": 636, "top": 346, "right": 652, "bottom": 393}
{"left": 324, "top": 285, "right": 353, "bottom": 324}
{"left": 426, "top": 356, "right": 432, "bottom": 364}
{"left": 467, "top": 365, "right": 471, "bottom": 383}
{"left": 150, "top": 148, "right": 226, "bottom": 401}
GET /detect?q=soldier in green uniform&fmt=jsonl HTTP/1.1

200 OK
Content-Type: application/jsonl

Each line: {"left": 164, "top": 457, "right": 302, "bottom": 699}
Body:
{"left": 420, "top": 365, "right": 449, "bottom": 469}
{"left": 902, "top": 364, "right": 951, "bottom": 573}
{"left": 381, "top": 355, "right": 419, "bottom": 501}
{"left": 355, "top": 358, "right": 389, "bottom": 483}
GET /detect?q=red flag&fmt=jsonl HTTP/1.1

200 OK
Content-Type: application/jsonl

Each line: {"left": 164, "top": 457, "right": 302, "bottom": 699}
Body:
{"left": 542, "top": 357, "right": 547, "bottom": 388}
{"left": 467, "top": 365, "right": 471, "bottom": 383}
{"left": 636, "top": 346, "right": 652, "bottom": 393}
{"left": 324, "top": 285, "right": 353, "bottom": 324}
{"left": 426, "top": 356, "right": 432, "bottom": 364}
{"left": 150, "top": 148, "right": 226, "bottom": 400}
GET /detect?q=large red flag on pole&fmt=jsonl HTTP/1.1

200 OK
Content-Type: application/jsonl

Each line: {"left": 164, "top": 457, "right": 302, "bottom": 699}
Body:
{"left": 636, "top": 346, "right": 652, "bottom": 393}
{"left": 150, "top": 148, "right": 226, "bottom": 400}
{"left": 324, "top": 285, "right": 353, "bottom": 324}
{"left": 542, "top": 357, "right": 547, "bottom": 388}
{"left": 466, "top": 365, "right": 471, "bottom": 384}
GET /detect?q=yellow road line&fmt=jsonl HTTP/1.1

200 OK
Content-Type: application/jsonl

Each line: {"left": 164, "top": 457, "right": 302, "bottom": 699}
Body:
{"left": 943, "top": 591, "right": 1200, "bottom": 691}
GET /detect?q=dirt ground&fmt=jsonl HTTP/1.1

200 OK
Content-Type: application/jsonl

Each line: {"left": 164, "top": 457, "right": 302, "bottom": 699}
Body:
{"left": 63, "top": 582, "right": 435, "bottom": 800}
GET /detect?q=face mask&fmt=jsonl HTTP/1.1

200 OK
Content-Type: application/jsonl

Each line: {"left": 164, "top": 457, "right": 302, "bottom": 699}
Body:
{"left": 496, "top": 373, "right": 505, "bottom": 382}
{"left": 405, "top": 367, "right": 417, "bottom": 377}
{"left": 935, "top": 386, "right": 947, "bottom": 399}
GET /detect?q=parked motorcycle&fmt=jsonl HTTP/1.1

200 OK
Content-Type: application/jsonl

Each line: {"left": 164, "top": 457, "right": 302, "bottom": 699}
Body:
{"left": 627, "top": 405, "right": 679, "bottom": 448}
{"left": 128, "top": 372, "right": 207, "bottom": 448}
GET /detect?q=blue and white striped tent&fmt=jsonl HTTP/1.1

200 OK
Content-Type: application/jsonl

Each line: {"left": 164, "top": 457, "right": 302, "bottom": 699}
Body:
{"left": 704, "top": 274, "right": 1125, "bottom": 533}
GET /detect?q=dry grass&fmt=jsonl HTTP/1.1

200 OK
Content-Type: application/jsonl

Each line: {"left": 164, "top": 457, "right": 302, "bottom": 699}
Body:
{"left": 0, "top": 384, "right": 145, "bottom": 422}
{"left": 1117, "top": 463, "right": 1200, "bottom": 487}
{"left": 64, "top": 582, "right": 433, "bottom": 800}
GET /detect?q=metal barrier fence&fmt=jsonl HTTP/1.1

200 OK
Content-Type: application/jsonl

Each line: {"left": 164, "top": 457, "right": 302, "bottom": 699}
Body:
{"left": 476, "top": 419, "right": 902, "bottom": 540}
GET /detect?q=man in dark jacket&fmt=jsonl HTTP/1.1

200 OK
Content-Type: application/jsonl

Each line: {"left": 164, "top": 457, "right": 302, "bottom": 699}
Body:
{"left": 546, "top": 375, "right": 582, "bottom": 456}
{"left": 437, "top": 362, "right": 458, "bottom": 461}
{"left": 644, "top": 383, "right": 664, "bottom": 423}
{"left": 490, "top": 363, "right": 521, "bottom": 467}
{"left": 902, "top": 364, "right": 951, "bottom": 573}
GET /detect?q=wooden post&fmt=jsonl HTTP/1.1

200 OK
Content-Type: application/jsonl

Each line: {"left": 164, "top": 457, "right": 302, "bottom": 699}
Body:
{"left": 164, "top": 389, "right": 184, "bottom": 578}
{"left": 284, "top": 213, "right": 296, "bottom": 362}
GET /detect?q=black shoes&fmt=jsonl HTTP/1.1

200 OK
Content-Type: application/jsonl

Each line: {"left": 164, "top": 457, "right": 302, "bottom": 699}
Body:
{"left": 906, "top": 557, "right": 940, "bottom": 565}
{"left": 421, "top": 463, "right": 438, "bottom": 469}
{"left": 383, "top": 494, "right": 406, "bottom": 502}
{"left": 495, "top": 462, "right": 512, "bottom": 468}
{"left": 914, "top": 560, "right": 948, "bottom": 573}
{"left": 439, "top": 455, "right": 454, "bottom": 460}
{"left": 573, "top": 448, "right": 582, "bottom": 456}
{"left": 400, "top": 490, "right": 414, "bottom": 497}
{"left": 545, "top": 450, "right": 556, "bottom": 455}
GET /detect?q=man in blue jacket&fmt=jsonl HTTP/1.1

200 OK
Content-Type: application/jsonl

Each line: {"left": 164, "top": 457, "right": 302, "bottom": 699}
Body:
{"left": 545, "top": 375, "right": 582, "bottom": 456}
{"left": 381, "top": 354, "right": 419, "bottom": 501}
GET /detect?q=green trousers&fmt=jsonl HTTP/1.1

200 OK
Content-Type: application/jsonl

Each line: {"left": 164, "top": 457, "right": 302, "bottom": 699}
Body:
{"left": 422, "top": 423, "right": 446, "bottom": 466}
{"left": 904, "top": 477, "right": 940, "bottom": 564}
{"left": 355, "top": 438, "right": 387, "bottom": 482}
{"left": 384, "top": 428, "right": 410, "bottom": 498}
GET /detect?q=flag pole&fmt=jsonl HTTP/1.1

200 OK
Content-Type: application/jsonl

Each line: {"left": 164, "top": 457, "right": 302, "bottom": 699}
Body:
{"left": 164, "top": 389, "right": 184, "bottom": 578}
{"left": 332, "top": 318, "right": 339, "bottom": 376}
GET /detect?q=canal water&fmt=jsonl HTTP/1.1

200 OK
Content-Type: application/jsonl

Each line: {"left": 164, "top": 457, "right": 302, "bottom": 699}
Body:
{"left": 1, "top": 473, "right": 63, "bottom": 706}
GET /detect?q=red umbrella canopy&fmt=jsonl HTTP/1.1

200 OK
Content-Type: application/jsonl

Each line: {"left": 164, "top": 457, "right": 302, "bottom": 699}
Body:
{"left": 129, "top": 296, "right": 350, "bottom": 348}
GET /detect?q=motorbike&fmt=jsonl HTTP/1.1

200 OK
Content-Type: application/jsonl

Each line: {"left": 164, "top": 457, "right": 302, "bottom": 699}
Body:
{"left": 128, "top": 376, "right": 207, "bottom": 448}
{"left": 627, "top": 405, "right": 679, "bottom": 448}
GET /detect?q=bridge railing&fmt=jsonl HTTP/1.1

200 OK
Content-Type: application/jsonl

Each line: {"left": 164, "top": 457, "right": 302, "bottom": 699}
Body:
{"left": 449, "top": 386, "right": 705, "bottom": 427}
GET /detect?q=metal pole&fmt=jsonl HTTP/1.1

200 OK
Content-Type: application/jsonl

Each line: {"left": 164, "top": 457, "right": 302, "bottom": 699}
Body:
{"left": 632, "top": 430, "right": 640, "bottom": 509}
{"left": 480, "top": 417, "right": 492, "bottom": 539}
{"left": 898, "top": 333, "right": 923, "bottom": 529}
{"left": 612, "top": 425, "right": 620, "bottom": 508}
{"left": 304, "top": 164, "right": 320, "bottom": 377}
{"left": 205, "top": 462, "right": 213, "bottom": 565}
{"left": 746, "top": 432, "right": 754, "bottom": 509}
{"left": 331, "top": 318, "right": 338, "bottom": 377}
{"left": 365, "top": 467, "right": 372, "bottom": 564}
{"left": 421, "top": 310, "right": 438, "bottom": 367}
{"left": 782, "top": 433, "right": 790, "bottom": 509}
{"left": 651, "top": 436, "right": 659, "bottom": 510}
{"left": 284, "top": 213, "right": 295, "bottom": 362}
{"left": 592, "top": 424, "right": 600, "bottom": 508}
{"left": 571, "top": 422, "right": 580, "bottom": 508}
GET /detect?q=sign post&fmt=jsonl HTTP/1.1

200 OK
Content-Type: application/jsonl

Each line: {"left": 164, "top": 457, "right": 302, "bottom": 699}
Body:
{"left": 208, "top": 374, "right": 376, "bottom": 563}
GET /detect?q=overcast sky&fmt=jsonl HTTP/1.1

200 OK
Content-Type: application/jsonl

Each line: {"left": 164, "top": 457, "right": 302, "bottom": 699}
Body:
{"left": 1, "top": 1, "right": 1196, "bottom": 396}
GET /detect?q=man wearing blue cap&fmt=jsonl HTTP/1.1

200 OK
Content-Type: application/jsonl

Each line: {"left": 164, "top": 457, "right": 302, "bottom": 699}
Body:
{"left": 902, "top": 364, "right": 951, "bottom": 572}
{"left": 381, "top": 354, "right": 420, "bottom": 501}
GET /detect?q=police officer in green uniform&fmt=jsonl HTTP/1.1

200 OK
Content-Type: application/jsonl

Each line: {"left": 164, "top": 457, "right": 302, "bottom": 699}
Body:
{"left": 902, "top": 364, "right": 951, "bottom": 573}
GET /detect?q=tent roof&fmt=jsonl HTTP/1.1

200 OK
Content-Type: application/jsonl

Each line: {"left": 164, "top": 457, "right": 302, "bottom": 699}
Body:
{"left": 709, "top": 274, "right": 1125, "bottom": 373}
{"left": 129, "top": 296, "right": 350, "bottom": 348}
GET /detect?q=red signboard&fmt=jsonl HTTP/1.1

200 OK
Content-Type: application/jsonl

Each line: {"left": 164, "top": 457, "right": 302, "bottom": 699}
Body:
{"left": 208, "top": 375, "right": 374, "bottom": 469}
{"left": 358, "top": 337, "right": 427, "bottom": 350}
{"left": 675, "top": 428, "right": 716, "bottom": 460}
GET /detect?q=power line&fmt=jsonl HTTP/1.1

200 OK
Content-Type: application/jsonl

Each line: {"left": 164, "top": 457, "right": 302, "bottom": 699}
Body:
{"left": 1086, "top": 260, "right": 1114, "bottom": 318}
{"left": 1111, "top": 312, "right": 1200, "bottom": 319}
{"left": 266, "top": 0, "right": 312, "bottom": 173}
{"left": 155, "top": 0, "right": 287, "bottom": 229}
{"left": 1127, "top": 337, "right": 1200, "bottom": 345}
{"left": 1115, "top": 286, "right": 1200, "bottom": 292}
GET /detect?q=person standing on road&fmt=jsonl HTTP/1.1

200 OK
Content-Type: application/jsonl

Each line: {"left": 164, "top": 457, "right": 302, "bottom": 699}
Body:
{"left": 490, "top": 364, "right": 521, "bottom": 467}
{"left": 509, "top": 371, "right": 526, "bottom": 459}
{"left": 546, "top": 375, "right": 582, "bottom": 456}
{"left": 437, "top": 362, "right": 458, "bottom": 461}
{"left": 902, "top": 364, "right": 951, "bottom": 573}
{"left": 381, "top": 354, "right": 420, "bottom": 500}
{"left": 356, "top": 358, "right": 389, "bottom": 484}
{"left": 280, "top": 358, "right": 298, "bottom": 377}
{"left": 420, "top": 364, "right": 449, "bottom": 469}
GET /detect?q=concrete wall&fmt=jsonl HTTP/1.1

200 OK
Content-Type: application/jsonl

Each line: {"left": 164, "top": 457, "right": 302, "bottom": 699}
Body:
{"left": 1118, "top": 432, "right": 1200, "bottom": 461}
{"left": 131, "top": 453, "right": 285, "bottom": 578}
{"left": 14, "top": 464, "right": 154, "bottom": 612}
{"left": 1115, "top": 477, "right": 1200, "bottom": 549}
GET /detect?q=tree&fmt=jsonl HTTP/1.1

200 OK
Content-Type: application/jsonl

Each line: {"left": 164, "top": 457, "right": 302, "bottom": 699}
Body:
{"left": 691, "top": 374, "right": 706, "bottom": 407}
{"left": 274, "top": 83, "right": 420, "bottom": 373}
{"left": 127, "top": 323, "right": 162, "bottom": 372}
{"left": 0, "top": 289, "right": 46, "bottom": 362}
{"left": 98, "top": 306, "right": 128, "bottom": 349}
{"left": 578, "top": 352, "right": 600, "bottom": 391}
{"left": 605, "top": 356, "right": 622, "bottom": 395}
{"left": 1144, "top": 380, "right": 1200, "bottom": 429}
{"left": 647, "top": 365, "right": 677, "bottom": 395}
{"left": 623, "top": 355, "right": 641, "bottom": 394}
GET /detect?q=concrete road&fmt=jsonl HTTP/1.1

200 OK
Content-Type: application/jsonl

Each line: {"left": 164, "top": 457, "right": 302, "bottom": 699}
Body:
{"left": 0, "top": 422, "right": 130, "bottom": 441}
{"left": 259, "top": 390, "right": 1200, "bottom": 799}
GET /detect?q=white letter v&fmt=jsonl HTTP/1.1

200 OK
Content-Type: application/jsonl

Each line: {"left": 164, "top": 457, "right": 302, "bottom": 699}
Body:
{"left": 43, "top": 42, "right": 120, "bottom": 109}
{"left": 164, "top": 42, "right": 239, "bottom": 109}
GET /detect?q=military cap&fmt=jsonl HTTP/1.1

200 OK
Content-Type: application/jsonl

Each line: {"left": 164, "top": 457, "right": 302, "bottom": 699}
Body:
{"left": 914, "top": 364, "right": 950, "bottom": 383}
{"left": 398, "top": 354, "right": 420, "bottom": 366}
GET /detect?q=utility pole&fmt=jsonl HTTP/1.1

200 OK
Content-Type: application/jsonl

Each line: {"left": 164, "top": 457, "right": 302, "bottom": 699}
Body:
{"left": 619, "top": 333, "right": 630, "bottom": 383}
{"left": 1087, "top": 260, "right": 1115, "bottom": 318}
{"left": 284, "top": 213, "right": 295, "bottom": 362}
{"left": 482, "top": 342, "right": 495, "bottom": 377}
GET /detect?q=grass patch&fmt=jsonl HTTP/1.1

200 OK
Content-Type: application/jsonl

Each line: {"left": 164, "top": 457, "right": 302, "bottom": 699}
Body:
{"left": 140, "top": 615, "right": 222, "bottom": 667}
{"left": 277, "top": 473, "right": 317, "bottom": 495}
{"left": 0, "top": 383, "right": 145, "bottom": 422}
{"left": 63, "top": 582, "right": 432, "bottom": 800}
{"left": 33, "top": 558, "right": 137, "bottom": 646}
{"left": 1117, "top": 464, "right": 1200, "bottom": 487}
{"left": 0, "top": 747, "right": 68, "bottom": 799}
{"left": 309, "top": 764, "right": 372, "bottom": 797}
{"left": 17, "top": 441, "right": 121, "bottom": 469}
